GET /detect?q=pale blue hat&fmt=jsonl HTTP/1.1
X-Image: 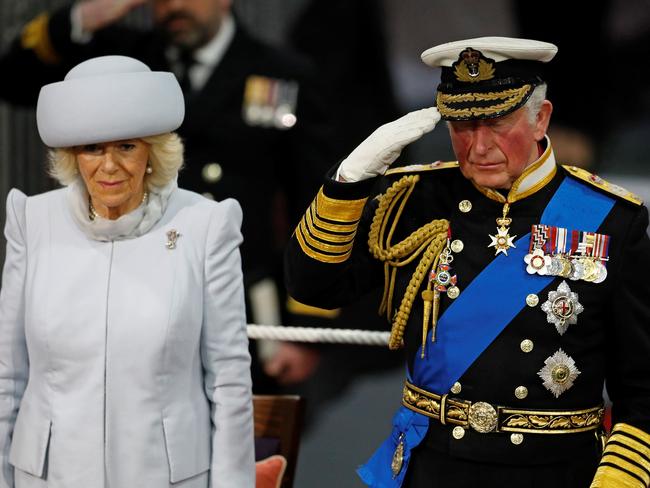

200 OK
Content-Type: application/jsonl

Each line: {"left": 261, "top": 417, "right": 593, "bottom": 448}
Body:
{"left": 36, "top": 55, "right": 184, "bottom": 147}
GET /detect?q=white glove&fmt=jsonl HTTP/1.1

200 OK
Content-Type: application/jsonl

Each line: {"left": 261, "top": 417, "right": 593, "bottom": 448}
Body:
{"left": 75, "top": 0, "right": 147, "bottom": 34}
{"left": 338, "top": 107, "right": 441, "bottom": 182}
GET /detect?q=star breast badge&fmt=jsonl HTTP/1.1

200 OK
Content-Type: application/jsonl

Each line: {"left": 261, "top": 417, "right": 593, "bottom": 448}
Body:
{"left": 540, "top": 280, "right": 584, "bottom": 335}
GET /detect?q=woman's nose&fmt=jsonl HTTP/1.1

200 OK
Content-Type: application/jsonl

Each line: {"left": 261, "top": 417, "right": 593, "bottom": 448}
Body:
{"left": 100, "top": 150, "right": 119, "bottom": 173}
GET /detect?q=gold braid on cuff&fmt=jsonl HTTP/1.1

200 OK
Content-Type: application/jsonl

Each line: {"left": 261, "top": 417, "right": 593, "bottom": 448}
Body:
{"left": 590, "top": 423, "right": 650, "bottom": 488}
{"left": 295, "top": 187, "right": 367, "bottom": 264}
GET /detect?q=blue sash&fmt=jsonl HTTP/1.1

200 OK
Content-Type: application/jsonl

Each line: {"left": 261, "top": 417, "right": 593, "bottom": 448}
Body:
{"left": 358, "top": 176, "right": 615, "bottom": 487}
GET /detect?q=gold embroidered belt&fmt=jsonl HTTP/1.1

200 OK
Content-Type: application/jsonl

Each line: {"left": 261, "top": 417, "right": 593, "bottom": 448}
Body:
{"left": 402, "top": 381, "right": 604, "bottom": 434}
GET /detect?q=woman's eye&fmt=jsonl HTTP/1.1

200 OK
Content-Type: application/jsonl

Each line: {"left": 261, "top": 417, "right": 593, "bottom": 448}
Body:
{"left": 120, "top": 143, "right": 136, "bottom": 151}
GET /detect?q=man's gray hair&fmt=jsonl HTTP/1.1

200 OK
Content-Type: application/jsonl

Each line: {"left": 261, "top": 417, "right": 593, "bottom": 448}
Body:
{"left": 524, "top": 84, "right": 548, "bottom": 125}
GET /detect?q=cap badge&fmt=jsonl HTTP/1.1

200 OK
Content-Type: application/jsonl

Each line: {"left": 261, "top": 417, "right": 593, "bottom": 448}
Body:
{"left": 454, "top": 48, "right": 495, "bottom": 83}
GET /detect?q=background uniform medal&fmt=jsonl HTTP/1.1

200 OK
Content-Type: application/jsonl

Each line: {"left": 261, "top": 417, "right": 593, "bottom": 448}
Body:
{"left": 243, "top": 75, "right": 299, "bottom": 129}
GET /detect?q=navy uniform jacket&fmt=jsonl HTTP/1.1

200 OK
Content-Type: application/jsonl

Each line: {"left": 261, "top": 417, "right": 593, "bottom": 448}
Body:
{"left": 285, "top": 141, "right": 650, "bottom": 485}
{"left": 0, "top": 5, "right": 334, "bottom": 292}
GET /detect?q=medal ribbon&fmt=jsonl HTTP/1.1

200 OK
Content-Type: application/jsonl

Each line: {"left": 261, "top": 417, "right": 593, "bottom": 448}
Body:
{"left": 358, "top": 176, "right": 615, "bottom": 488}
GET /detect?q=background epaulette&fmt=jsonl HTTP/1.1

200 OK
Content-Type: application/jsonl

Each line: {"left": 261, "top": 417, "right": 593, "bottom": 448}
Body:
{"left": 385, "top": 161, "right": 459, "bottom": 176}
{"left": 563, "top": 165, "right": 643, "bottom": 206}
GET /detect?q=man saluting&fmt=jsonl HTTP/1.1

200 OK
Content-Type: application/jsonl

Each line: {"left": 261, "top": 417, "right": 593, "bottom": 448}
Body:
{"left": 285, "top": 37, "right": 650, "bottom": 488}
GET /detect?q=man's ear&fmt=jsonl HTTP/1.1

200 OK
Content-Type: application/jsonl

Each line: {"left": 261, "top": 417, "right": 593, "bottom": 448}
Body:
{"left": 534, "top": 100, "right": 553, "bottom": 141}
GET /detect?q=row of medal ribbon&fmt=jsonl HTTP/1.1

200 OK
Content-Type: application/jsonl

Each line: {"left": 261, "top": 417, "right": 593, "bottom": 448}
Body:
{"left": 523, "top": 224, "right": 610, "bottom": 283}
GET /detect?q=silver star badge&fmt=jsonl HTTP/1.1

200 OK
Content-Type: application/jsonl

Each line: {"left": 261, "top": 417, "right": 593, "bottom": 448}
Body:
{"left": 488, "top": 227, "right": 517, "bottom": 256}
{"left": 537, "top": 348, "right": 581, "bottom": 398}
{"left": 540, "top": 280, "right": 584, "bottom": 335}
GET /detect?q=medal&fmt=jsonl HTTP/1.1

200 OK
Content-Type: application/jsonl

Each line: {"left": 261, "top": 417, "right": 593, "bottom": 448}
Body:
{"left": 537, "top": 348, "right": 581, "bottom": 398}
{"left": 524, "top": 224, "right": 611, "bottom": 283}
{"left": 421, "top": 234, "right": 459, "bottom": 357}
{"left": 488, "top": 203, "right": 517, "bottom": 256}
{"left": 524, "top": 248, "right": 551, "bottom": 275}
{"left": 391, "top": 433, "right": 405, "bottom": 478}
{"left": 540, "top": 280, "right": 584, "bottom": 335}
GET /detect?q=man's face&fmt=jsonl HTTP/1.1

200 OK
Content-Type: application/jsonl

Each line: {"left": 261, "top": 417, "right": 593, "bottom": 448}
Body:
{"left": 152, "top": 0, "right": 231, "bottom": 50}
{"left": 448, "top": 101, "right": 552, "bottom": 189}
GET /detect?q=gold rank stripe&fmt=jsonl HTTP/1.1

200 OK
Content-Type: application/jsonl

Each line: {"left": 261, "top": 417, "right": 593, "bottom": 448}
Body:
{"left": 315, "top": 188, "right": 368, "bottom": 222}
{"left": 591, "top": 423, "right": 650, "bottom": 488}
{"left": 294, "top": 188, "right": 367, "bottom": 263}
{"left": 385, "top": 161, "right": 459, "bottom": 176}
{"left": 21, "top": 13, "right": 61, "bottom": 64}
{"left": 304, "top": 206, "right": 356, "bottom": 243}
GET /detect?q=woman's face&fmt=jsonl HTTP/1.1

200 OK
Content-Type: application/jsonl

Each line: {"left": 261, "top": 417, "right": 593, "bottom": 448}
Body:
{"left": 76, "top": 139, "right": 150, "bottom": 220}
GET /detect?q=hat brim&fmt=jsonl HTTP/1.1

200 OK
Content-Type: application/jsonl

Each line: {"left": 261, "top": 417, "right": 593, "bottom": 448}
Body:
{"left": 37, "top": 71, "right": 184, "bottom": 147}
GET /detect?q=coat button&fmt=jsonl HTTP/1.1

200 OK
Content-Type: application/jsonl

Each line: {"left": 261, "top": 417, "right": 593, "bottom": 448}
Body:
{"left": 526, "top": 294, "right": 539, "bottom": 307}
{"left": 510, "top": 433, "right": 524, "bottom": 445}
{"left": 458, "top": 200, "right": 472, "bottom": 213}
{"left": 447, "top": 286, "right": 460, "bottom": 299}
{"left": 202, "top": 163, "right": 223, "bottom": 183}
{"left": 520, "top": 339, "right": 534, "bottom": 353}
{"left": 451, "top": 239, "right": 464, "bottom": 253}
{"left": 450, "top": 382, "right": 462, "bottom": 394}
{"left": 515, "top": 386, "right": 528, "bottom": 399}
{"left": 452, "top": 426, "right": 466, "bottom": 439}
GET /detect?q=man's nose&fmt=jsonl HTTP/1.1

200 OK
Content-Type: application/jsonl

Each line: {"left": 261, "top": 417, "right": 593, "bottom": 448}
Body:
{"left": 472, "top": 125, "right": 494, "bottom": 155}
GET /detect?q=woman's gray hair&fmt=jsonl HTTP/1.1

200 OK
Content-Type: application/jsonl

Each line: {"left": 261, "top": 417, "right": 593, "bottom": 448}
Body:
{"left": 48, "top": 132, "right": 184, "bottom": 189}
{"left": 524, "top": 83, "right": 548, "bottom": 125}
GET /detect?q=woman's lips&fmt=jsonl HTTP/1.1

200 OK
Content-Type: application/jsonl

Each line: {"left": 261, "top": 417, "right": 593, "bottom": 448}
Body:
{"left": 98, "top": 181, "right": 124, "bottom": 188}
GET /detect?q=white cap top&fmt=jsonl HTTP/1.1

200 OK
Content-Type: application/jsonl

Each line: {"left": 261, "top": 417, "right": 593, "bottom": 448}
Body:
{"left": 421, "top": 36, "right": 558, "bottom": 67}
{"left": 37, "top": 55, "right": 185, "bottom": 147}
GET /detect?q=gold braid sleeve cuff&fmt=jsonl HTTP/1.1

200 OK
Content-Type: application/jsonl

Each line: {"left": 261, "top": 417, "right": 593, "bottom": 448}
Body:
{"left": 21, "top": 13, "right": 61, "bottom": 64}
{"left": 294, "top": 187, "right": 367, "bottom": 264}
{"left": 590, "top": 423, "right": 650, "bottom": 487}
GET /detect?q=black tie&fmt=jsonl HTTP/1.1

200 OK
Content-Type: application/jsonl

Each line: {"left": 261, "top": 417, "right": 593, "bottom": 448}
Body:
{"left": 176, "top": 50, "right": 195, "bottom": 94}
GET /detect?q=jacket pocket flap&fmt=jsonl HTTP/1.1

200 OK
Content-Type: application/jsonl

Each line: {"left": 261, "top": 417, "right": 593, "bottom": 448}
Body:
{"left": 9, "top": 406, "right": 51, "bottom": 478}
{"left": 162, "top": 414, "right": 211, "bottom": 483}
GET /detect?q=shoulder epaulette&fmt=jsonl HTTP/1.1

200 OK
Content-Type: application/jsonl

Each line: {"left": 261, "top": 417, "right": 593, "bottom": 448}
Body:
{"left": 385, "top": 161, "right": 459, "bottom": 176}
{"left": 563, "top": 165, "right": 643, "bottom": 206}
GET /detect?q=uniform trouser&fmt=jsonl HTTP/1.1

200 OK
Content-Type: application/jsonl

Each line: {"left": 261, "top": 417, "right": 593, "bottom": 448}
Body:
{"left": 403, "top": 442, "right": 600, "bottom": 487}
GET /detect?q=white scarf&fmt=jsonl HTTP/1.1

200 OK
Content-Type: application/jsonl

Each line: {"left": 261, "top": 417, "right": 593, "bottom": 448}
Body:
{"left": 66, "top": 177, "right": 177, "bottom": 242}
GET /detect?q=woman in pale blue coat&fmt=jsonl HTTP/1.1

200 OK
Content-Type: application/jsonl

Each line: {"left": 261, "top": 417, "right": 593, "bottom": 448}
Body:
{"left": 0, "top": 55, "right": 255, "bottom": 488}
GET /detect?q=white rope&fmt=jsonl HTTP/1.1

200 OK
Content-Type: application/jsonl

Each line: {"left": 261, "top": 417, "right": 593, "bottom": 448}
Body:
{"left": 247, "top": 324, "right": 390, "bottom": 346}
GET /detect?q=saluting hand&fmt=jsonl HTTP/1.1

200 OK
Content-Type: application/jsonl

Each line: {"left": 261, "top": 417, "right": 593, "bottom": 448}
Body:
{"left": 338, "top": 107, "right": 441, "bottom": 182}
{"left": 77, "top": 0, "right": 148, "bottom": 33}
